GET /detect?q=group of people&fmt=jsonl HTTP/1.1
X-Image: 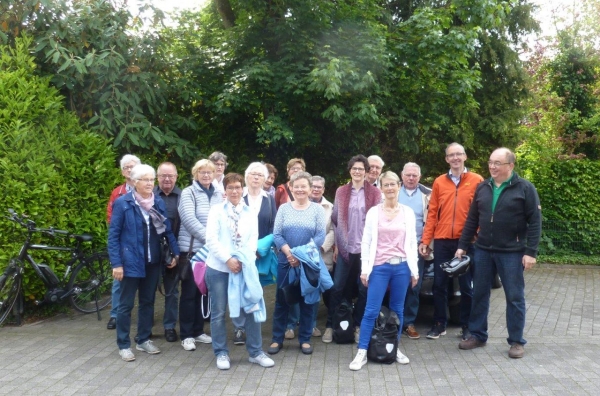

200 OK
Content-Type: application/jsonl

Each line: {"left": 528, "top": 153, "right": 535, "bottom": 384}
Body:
{"left": 106, "top": 144, "right": 542, "bottom": 371}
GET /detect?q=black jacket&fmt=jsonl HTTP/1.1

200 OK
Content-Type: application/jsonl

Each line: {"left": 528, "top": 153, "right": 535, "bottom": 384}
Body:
{"left": 458, "top": 172, "right": 542, "bottom": 257}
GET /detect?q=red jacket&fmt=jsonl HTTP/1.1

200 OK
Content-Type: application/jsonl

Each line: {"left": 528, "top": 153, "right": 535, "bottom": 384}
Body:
{"left": 106, "top": 183, "right": 128, "bottom": 223}
{"left": 421, "top": 170, "right": 483, "bottom": 244}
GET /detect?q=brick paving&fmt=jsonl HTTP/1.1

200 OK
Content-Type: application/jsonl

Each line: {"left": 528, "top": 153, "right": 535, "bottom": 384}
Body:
{"left": 0, "top": 264, "right": 599, "bottom": 395}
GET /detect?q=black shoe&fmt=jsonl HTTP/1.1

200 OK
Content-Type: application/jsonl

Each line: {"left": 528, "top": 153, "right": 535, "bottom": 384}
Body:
{"left": 106, "top": 317, "right": 116, "bottom": 330}
{"left": 301, "top": 343, "right": 313, "bottom": 355}
{"left": 460, "top": 325, "right": 471, "bottom": 341}
{"left": 267, "top": 343, "right": 282, "bottom": 355}
{"left": 165, "top": 328, "right": 178, "bottom": 343}
{"left": 233, "top": 329, "right": 246, "bottom": 345}
{"left": 426, "top": 322, "right": 447, "bottom": 339}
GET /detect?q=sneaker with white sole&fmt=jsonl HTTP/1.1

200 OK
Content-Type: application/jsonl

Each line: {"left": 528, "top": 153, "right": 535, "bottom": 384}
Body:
{"left": 119, "top": 348, "right": 135, "bottom": 362}
{"left": 349, "top": 348, "right": 368, "bottom": 371}
{"left": 396, "top": 349, "right": 409, "bottom": 364}
{"left": 322, "top": 328, "right": 333, "bottom": 343}
{"left": 249, "top": 352, "right": 275, "bottom": 368}
{"left": 136, "top": 340, "right": 160, "bottom": 354}
{"left": 216, "top": 354, "right": 231, "bottom": 370}
{"left": 195, "top": 333, "right": 212, "bottom": 344}
{"left": 182, "top": 337, "right": 196, "bottom": 351}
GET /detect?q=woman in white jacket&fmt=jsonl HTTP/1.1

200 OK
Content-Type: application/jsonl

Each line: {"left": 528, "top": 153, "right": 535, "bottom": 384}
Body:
{"left": 205, "top": 173, "right": 275, "bottom": 371}
{"left": 349, "top": 171, "right": 419, "bottom": 371}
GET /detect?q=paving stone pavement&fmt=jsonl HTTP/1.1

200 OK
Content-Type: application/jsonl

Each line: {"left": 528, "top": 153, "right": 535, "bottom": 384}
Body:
{"left": 0, "top": 264, "right": 599, "bottom": 395}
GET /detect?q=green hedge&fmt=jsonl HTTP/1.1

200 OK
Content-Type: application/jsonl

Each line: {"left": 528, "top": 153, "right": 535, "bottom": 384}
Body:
{"left": 523, "top": 158, "right": 600, "bottom": 255}
{"left": 0, "top": 36, "right": 119, "bottom": 301}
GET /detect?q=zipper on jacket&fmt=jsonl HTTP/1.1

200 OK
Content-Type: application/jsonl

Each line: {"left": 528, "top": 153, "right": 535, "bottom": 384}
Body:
{"left": 451, "top": 183, "right": 459, "bottom": 238}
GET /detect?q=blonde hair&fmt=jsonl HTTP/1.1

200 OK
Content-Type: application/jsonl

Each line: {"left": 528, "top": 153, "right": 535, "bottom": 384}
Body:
{"left": 191, "top": 159, "right": 216, "bottom": 179}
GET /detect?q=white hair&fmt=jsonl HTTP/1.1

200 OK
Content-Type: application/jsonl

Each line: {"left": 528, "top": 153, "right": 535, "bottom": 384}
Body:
{"left": 402, "top": 162, "right": 421, "bottom": 176}
{"left": 130, "top": 164, "right": 156, "bottom": 181}
{"left": 368, "top": 155, "right": 385, "bottom": 167}
{"left": 244, "top": 162, "right": 269, "bottom": 184}
{"left": 119, "top": 154, "right": 141, "bottom": 169}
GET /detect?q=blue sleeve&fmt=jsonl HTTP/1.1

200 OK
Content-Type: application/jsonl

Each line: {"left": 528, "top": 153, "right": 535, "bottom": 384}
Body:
{"left": 273, "top": 205, "right": 287, "bottom": 250}
{"left": 312, "top": 205, "right": 326, "bottom": 248}
{"left": 108, "top": 199, "right": 125, "bottom": 268}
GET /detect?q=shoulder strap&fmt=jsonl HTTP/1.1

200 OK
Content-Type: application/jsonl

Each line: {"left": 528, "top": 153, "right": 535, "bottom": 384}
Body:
{"left": 284, "top": 184, "right": 295, "bottom": 201}
{"left": 187, "top": 186, "right": 198, "bottom": 254}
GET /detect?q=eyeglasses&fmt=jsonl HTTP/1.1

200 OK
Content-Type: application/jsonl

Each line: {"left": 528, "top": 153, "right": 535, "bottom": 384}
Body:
{"left": 311, "top": 185, "right": 324, "bottom": 190}
{"left": 382, "top": 183, "right": 398, "bottom": 188}
{"left": 289, "top": 167, "right": 303, "bottom": 172}
{"left": 158, "top": 174, "right": 177, "bottom": 179}
{"left": 214, "top": 162, "right": 226, "bottom": 168}
{"left": 138, "top": 178, "right": 155, "bottom": 184}
{"left": 122, "top": 165, "right": 135, "bottom": 171}
{"left": 369, "top": 165, "right": 382, "bottom": 170}
{"left": 226, "top": 186, "right": 243, "bottom": 191}
{"left": 249, "top": 172, "right": 264, "bottom": 178}
{"left": 351, "top": 167, "right": 365, "bottom": 172}
{"left": 488, "top": 161, "right": 511, "bottom": 167}
{"left": 403, "top": 174, "right": 419, "bottom": 178}
{"left": 446, "top": 152, "right": 465, "bottom": 159}
{"left": 198, "top": 171, "right": 214, "bottom": 176}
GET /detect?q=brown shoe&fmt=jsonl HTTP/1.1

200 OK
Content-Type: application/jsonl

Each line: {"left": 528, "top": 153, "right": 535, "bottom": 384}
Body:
{"left": 508, "top": 343, "right": 525, "bottom": 359}
{"left": 459, "top": 336, "right": 486, "bottom": 350}
{"left": 404, "top": 324, "right": 420, "bottom": 340}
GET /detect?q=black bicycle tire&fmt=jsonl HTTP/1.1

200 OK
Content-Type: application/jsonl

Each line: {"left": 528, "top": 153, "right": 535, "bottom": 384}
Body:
{"left": 68, "top": 252, "right": 112, "bottom": 314}
{"left": 0, "top": 265, "right": 21, "bottom": 326}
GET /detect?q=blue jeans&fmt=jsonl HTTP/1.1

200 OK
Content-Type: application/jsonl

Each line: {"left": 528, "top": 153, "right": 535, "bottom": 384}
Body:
{"left": 116, "top": 264, "right": 160, "bottom": 349}
{"left": 326, "top": 253, "right": 367, "bottom": 328}
{"left": 432, "top": 239, "right": 473, "bottom": 327}
{"left": 403, "top": 256, "right": 425, "bottom": 326}
{"left": 110, "top": 279, "right": 121, "bottom": 318}
{"left": 470, "top": 248, "right": 527, "bottom": 345}
{"left": 271, "top": 264, "right": 317, "bottom": 345}
{"left": 287, "top": 304, "right": 300, "bottom": 330}
{"left": 358, "top": 263, "right": 411, "bottom": 349}
{"left": 162, "top": 268, "right": 179, "bottom": 330}
{"left": 205, "top": 267, "right": 263, "bottom": 357}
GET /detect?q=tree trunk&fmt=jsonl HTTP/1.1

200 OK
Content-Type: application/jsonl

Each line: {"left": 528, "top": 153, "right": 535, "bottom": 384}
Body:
{"left": 214, "top": 0, "right": 235, "bottom": 28}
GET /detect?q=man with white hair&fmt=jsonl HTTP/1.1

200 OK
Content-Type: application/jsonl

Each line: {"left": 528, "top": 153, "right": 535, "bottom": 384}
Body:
{"left": 366, "top": 155, "right": 384, "bottom": 188}
{"left": 106, "top": 154, "right": 141, "bottom": 330}
{"left": 398, "top": 162, "right": 431, "bottom": 339}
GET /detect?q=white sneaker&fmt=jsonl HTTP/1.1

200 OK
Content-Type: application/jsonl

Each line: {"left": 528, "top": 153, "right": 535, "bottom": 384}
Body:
{"left": 182, "top": 337, "right": 196, "bottom": 351}
{"left": 396, "top": 349, "right": 410, "bottom": 364}
{"left": 136, "top": 340, "right": 160, "bottom": 354}
{"left": 119, "top": 348, "right": 135, "bottom": 362}
{"left": 216, "top": 354, "right": 231, "bottom": 370}
{"left": 249, "top": 352, "right": 275, "bottom": 368}
{"left": 195, "top": 333, "right": 212, "bottom": 344}
{"left": 349, "top": 348, "right": 367, "bottom": 371}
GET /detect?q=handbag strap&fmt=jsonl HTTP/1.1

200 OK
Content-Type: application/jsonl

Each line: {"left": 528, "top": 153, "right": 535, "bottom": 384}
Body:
{"left": 201, "top": 294, "right": 211, "bottom": 319}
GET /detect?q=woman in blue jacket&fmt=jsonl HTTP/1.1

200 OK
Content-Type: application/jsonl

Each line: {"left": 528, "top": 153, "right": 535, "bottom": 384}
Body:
{"left": 108, "top": 164, "right": 180, "bottom": 362}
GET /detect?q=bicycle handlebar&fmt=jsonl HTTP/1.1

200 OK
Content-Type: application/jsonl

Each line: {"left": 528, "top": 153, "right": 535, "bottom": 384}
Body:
{"left": 7, "top": 209, "right": 71, "bottom": 237}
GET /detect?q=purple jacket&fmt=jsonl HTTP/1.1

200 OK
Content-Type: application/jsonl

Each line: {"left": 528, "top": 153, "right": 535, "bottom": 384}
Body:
{"left": 332, "top": 182, "right": 381, "bottom": 262}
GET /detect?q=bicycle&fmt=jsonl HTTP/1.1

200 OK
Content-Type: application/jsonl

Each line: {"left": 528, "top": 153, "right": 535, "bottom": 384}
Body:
{"left": 0, "top": 209, "right": 112, "bottom": 326}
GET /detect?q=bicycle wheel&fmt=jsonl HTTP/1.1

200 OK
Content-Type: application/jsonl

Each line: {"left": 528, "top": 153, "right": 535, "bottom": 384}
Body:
{"left": 68, "top": 252, "right": 112, "bottom": 313}
{"left": 0, "top": 263, "right": 21, "bottom": 325}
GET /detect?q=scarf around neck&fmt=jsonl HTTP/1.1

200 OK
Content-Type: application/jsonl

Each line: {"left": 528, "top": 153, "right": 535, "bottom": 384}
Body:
{"left": 133, "top": 191, "right": 167, "bottom": 234}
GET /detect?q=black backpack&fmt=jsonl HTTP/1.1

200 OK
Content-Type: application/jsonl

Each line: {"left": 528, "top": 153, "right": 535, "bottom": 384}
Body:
{"left": 332, "top": 300, "right": 355, "bottom": 344}
{"left": 367, "top": 306, "right": 400, "bottom": 364}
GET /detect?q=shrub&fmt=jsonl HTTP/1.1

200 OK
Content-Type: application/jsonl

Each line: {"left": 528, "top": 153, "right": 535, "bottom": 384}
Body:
{"left": 0, "top": 36, "right": 119, "bottom": 301}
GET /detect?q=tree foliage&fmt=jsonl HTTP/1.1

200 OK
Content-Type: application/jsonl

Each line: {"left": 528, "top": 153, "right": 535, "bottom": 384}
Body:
{"left": 0, "top": 36, "right": 118, "bottom": 299}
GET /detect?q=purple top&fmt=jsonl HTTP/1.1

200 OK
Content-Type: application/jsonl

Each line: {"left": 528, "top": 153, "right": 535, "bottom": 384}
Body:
{"left": 347, "top": 186, "right": 366, "bottom": 254}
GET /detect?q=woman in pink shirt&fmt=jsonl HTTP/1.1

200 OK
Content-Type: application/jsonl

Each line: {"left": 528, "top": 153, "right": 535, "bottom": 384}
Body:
{"left": 349, "top": 171, "right": 419, "bottom": 371}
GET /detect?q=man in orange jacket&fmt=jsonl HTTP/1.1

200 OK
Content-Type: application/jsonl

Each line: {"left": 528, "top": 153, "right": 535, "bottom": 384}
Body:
{"left": 419, "top": 143, "right": 483, "bottom": 340}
